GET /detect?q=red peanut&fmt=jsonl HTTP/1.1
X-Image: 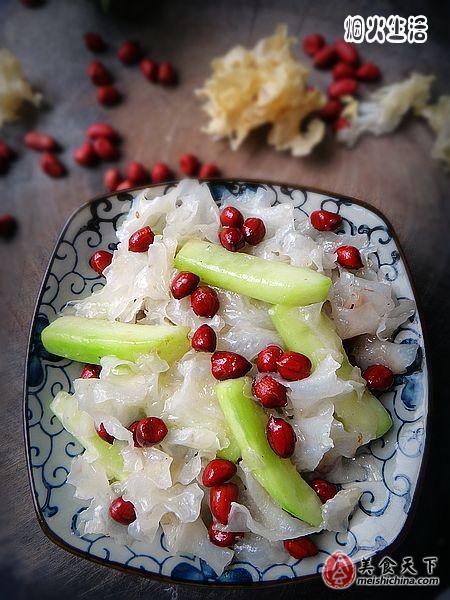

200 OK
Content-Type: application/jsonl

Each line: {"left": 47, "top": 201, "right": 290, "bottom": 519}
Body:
{"left": 86, "top": 123, "right": 120, "bottom": 141}
{"left": 140, "top": 57, "right": 158, "bottom": 82}
{"left": 328, "top": 78, "right": 357, "bottom": 99}
{"left": 40, "top": 152, "right": 66, "bottom": 177}
{"left": 334, "top": 39, "right": 359, "bottom": 66}
{"left": 356, "top": 62, "right": 381, "bottom": 81}
{"left": 332, "top": 62, "right": 356, "bottom": 81}
{"left": 302, "top": 34, "right": 325, "bottom": 57}
{"left": 87, "top": 61, "right": 112, "bottom": 86}
{"left": 24, "top": 131, "right": 58, "bottom": 152}
{"left": 104, "top": 168, "right": 124, "bottom": 192}
{"left": 96, "top": 85, "right": 121, "bottom": 106}
{"left": 84, "top": 32, "right": 107, "bottom": 53}
{"left": 313, "top": 46, "right": 337, "bottom": 69}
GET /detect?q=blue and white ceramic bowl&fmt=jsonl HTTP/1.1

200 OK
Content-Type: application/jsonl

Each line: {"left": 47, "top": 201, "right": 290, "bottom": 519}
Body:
{"left": 24, "top": 181, "right": 429, "bottom": 586}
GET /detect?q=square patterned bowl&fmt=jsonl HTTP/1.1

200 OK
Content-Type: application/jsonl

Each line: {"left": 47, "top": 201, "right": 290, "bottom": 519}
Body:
{"left": 24, "top": 180, "right": 429, "bottom": 587}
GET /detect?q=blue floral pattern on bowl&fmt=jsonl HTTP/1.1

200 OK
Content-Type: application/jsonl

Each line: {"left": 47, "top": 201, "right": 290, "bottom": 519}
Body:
{"left": 24, "top": 181, "right": 428, "bottom": 585}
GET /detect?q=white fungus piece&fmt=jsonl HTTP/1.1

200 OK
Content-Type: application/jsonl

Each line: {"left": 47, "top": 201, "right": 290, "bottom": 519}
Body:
{"left": 0, "top": 48, "right": 42, "bottom": 127}
{"left": 338, "top": 73, "right": 434, "bottom": 147}
{"left": 420, "top": 95, "right": 450, "bottom": 168}
{"left": 197, "top": 25, "right": 325, "bottom": 156}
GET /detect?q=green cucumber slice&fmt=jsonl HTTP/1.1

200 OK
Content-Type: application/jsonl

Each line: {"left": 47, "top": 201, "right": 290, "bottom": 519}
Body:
{"left": 216, "top": 377, "right": 322, "bottom": 526}
{"left": 41, "top": 316, "right": 190, "bottom": 365}
{"left": 174, "top": 240, "right": 331, "bottom": 306}
{"left": 216, "top": 432, "right": 241, "bottom": 463}
{"left": 269, "top": 304, "right": 343, "bottom": 369}
{"left": 333, "top": 390, "right": 393, "bottom": 440}
{"left": 51, "top": 391, "right": 124, "bottom": 481}
{"left": 270, "top": 304, "right": 392, "bottom": 440}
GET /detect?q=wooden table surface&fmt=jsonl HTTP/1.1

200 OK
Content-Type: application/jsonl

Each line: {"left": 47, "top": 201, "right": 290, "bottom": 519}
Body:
{"left": 1, "top": 0, "right": 449, "bottom": 598}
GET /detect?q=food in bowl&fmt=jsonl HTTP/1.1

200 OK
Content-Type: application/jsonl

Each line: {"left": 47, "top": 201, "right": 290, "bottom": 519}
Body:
{"left": 40, "top": 180, "right": 419, "bottom": 576}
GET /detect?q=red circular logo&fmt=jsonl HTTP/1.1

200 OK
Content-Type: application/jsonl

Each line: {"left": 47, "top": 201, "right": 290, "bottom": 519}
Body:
{"left": 322, "top": 551, "right": 356, "bottom": 590}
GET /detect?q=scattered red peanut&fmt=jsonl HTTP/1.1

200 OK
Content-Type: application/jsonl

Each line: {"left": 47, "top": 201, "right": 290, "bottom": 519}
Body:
{"left": 0, "top": 214, "right": 18, "bottom": 239}
{"left": 84, "top": 32, "right": 107, "bottom": 53}
{"left": 311, "top": 478, "right": 338, "bottom": 503}
{"left": 73, "top": 141, "right": 98, "bottom": 167}
{"left": 191, "top": 285, "right": 220, "bottom": 318}
{"left": 140, "top": 57, "right": 158, "bottom": 82}
{"left": 356, "top": 62, "right": 381, "bottom": 81}
{"left": 80, "top": 363, "right": 101, "bottom": 379}
{"left": 283, "top": 536, "right": 318, "bottom": 559}
{"left": 276, "top": 351, "right": 312, "bottom": 381}
{"left": 310, "top": 209, "right": 342, "bottom": 231}
{"left": 304, "top": 31, "right": 380, "bottom": 132}
{"left": 202, "top": 459, "right": 237, "bottom": 487}
{"left": 179, "top": 153, "right": 200, "bottom": 177}
{"left": 97, "top": 423, "right": 114, "bottom": 445}
{"left": 252, "top": 375, "right": 287, "bottom": 408}
{"left": 208, "top": 524, "right": 238, "bottom": 547}
{"left": 157, "top": 62, "right": 177, "bottom": 85}
{"left": 96, "top": 85, "right": 122, "bottom": 106}
{"left": 362, "top": 364, "right": 394, "bottom": 391}
{"left": 0, "top": 141, "right": 16, "bottom": 162}
{"left": 332, "top": 62, "right": 356, "bottom": 81}
{"left": 313, "top": 45, "right": 337, "bottom": 69}
{"left": 86, "top": 123, "right": 120, "bottom": 141}
{"left": 302, "top": 33, "right": 325, "bottom": 57}
{"left": 209, "top": 482, "right": 239, "bottom": 525}
{"left": 127, "top": 161, "right": 150, "bottom": 185}
{"left": 191, "top": 324, "right": 217, "bottom": 352}
{"left": 328, "top": 78, "right": 357, "bottom": 99}
{"left": 199, "top": 163, "right": 220, "bottom": 179}
{"left": 128, "top": 226, "right": 155, "bottom": 252}
{"left": 24, "top": 131, "right": 58, "bottom": 152}
{"left": 171, "top": 272, "right": 200, "bottom": 299}
{"left": 219, "top": 227, "right": 245, "bottom": 252}
{"left": 134, "top": 416, "right": 168, "bottom": 446}
{"left": 89, "top": 250, "right": 113, "bottom": 275}
{"left": 109, "top": 497, "right": 136, "bottom": 525}
{"left": 104, "top": 168, "right": 124, "bottom": 192}
{"left": 117, "top": 40, "right": 142, "bottom": 65}
{"left": 332, "top": 117, "right": 350, "bottom": 132}
{"left": 40, "top": 152, "right": 66, "bottom": 178}
{"left": 266, "top": 416, "right": 296, "bottom": 458}
{"left": 116, "top": 179, "right": 133, "bottom": 192}
{"left": 93, "top": 137, "right": 119, "bottom": 161}
{"left": 318, "top": 99, "right": 343, "bottom": 122}
{"left": 211, "top": 351, "right": 252, "bottom": 381}
{"left": 151, "top": 162, "right": 172, "bottom": 183}
{"left": 87, "top": 61, "right": 113, "bottom": 86}
{"left": 334, "top": 39, "right": 359, "bottom": 66}
{"left": 257, "top": 345, "right": 283, "bottom": 373}
{"left": 242, "top": 217, "right": 266, "bottom": 245}
{"left": 220, "top": 206, "right": 244, "bottom": 228}
{"left": 336, "top": 245, "right": 363, "bottom": 269}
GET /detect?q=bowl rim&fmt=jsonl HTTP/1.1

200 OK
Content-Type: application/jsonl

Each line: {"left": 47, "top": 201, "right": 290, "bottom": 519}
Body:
{"left": 23, "top": 178, "right": 432, "bottom": 589}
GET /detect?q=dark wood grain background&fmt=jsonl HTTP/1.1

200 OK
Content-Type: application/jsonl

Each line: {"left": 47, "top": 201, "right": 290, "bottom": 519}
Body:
{"left": 1, "top": 0, "right": 449, "bottom": 598}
